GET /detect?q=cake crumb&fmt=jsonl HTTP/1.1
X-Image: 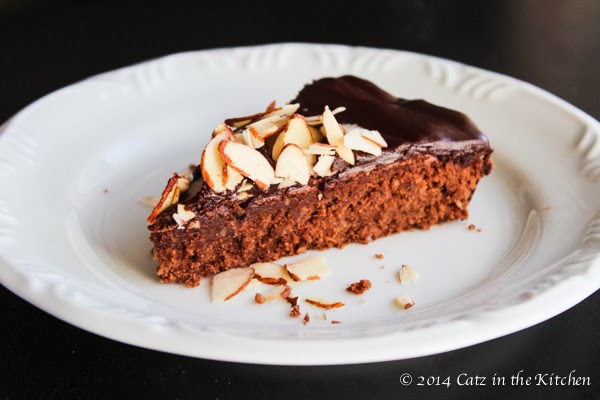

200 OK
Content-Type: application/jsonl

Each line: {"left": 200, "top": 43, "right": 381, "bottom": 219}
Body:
{"left": 290, "top": 305, "right": 301, "bottom": 318}
{"left": 380, "top": 265, "right": 385, "bottom": 270}
{"left": 254, "top": 293, "right": 265, "bottom": 304}
{"left": 346, "top": 279, "right": 372, "bottom": 295}
{"left": 303, "top": 313, "right": 310, "bottom": 325}
{"left": 468, "top": 224, "right": 476, "bottom": 231}
{"left": 286, "top": 295, "right": 299, "bottom": 307}
{"left": 375, "top": 253, "right": 384, "bottom": 259}
{"left": 331, "top": 320, "right": 342, "bottom": 324}
{"left": 103, "top": 188, "right": 109, "bottom": 193}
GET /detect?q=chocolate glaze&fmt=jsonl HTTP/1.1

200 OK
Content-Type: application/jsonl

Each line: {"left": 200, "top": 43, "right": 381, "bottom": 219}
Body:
{"left": 166, "top": 76, "right": 492, "bottom": 225}
{"left": 293, "top": 75, "right": 488, "bottom": 147}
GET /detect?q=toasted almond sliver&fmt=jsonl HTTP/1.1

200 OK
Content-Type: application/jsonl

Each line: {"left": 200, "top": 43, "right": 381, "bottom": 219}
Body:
{"left": 393, "top": 294, "right": 415, "bottom": 310}
{"left": 398, "top": 264, "right": 419, "bottom": 285}
{"left": 305, "top": 298, "right": 345, "bottom": 310}
{"left": 285, "top": 255, "right": 330, "bottom": 281}
{"left": 211, "top": 267, "right": 255, "bottom": 302}
{"left": 312, "top": 155, "right": 336, "bottom": 177}
{"left": 251, "top": 262, "right": 292, "bottom": 284}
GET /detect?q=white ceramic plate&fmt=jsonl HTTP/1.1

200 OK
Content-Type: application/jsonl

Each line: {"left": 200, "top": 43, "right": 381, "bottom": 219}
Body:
{"left": 1, "top": 44, "right": 599, "bottom": 365}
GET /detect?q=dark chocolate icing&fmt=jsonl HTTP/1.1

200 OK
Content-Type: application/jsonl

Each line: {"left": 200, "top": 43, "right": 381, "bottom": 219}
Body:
{"left": 293, "top": 75, "right": 488, "bottom": 148}
{"left": 169, "top": 76, "right": 492, "bottom": 223}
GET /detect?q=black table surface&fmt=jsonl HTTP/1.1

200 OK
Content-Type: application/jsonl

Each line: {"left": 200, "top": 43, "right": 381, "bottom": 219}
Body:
{"left": 1, "top": 1, "right": 599, "bottom": 399}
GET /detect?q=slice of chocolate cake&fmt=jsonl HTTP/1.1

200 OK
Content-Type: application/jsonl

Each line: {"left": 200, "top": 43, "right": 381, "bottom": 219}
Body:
{"left": 148, "top": 76, "right": 493, "bottom": 286}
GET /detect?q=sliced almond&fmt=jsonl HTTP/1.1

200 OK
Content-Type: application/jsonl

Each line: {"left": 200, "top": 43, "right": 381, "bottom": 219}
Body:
{"left": 393, "top": 294, "right": 415, "bottom": 310}
{"left": 305, "top": 298, "right": 345, "bottom": 310}
{"left": 278, "top": 179, "right": 298, "bottom": 189}
{"left": 336, "top": 145, "right": 355, "bottom": 165}
{"left": 224, "top": 112, "right": 264, "bottom": 129}
{"left": 312, "top": 155, "right": 336, "bottom": 177}
{"left": 251, "top": 262, "right": 292, "bottom": 284}
{"left": 241, "top": 128, "right": 265, "bottom": 149}
{"left": 361, "top": 129, "right": 388, "bottom": 148}
{"left": 211, "top": 267, "right": 255, "bottom": 302}
{"left": 344, "top": 128, "right": 382, "bottom": 156}
{"left": 263, "top": 103, "right": 300, "bottom": 119}
{"left": 398, "top": 264, "right": 419, "bottom": 285}
{"left": 247, "top": 115, "right": 289, "bottom": 141}
{"left": 285, "top": 255, "right": 330, "bottom": 281}
{"left": 306, "top": 106, "right": 346, "bottom": 126}
{"left": 235, "top": 191, "right": 254, "bottom": 201}
{"left": 236, "top": 179, "right": 253, "bottom": 193}
{"left": 200, "top": 131, "right": 236, "bottom": 193}
{"left": 322, "top": 106, "right": 345, "bottom": 146}
{"left": 305, "top": 153, "right": 317, "bottom": 168}
{"left": 322, "top": 106, "right": 355, "bottom": 165}
{"left": 147, "top": 174, "right": 190, "bottom": 224}
{"left": 172, "top": 203, "right": 195, "bottom": 227}
{"left": 212, "top": 123, "right": 232, "bottom": 138}
{"left": 275, "top": 144, "right": 312, "bottom": 185}
{"left": 224, "top": 166, "right": 244, "bottom": 191}
{"left": 309, "top": 125, "right": 325, "bottom": 142}
{"left": 303, "top": 143, "right": 337, "bottom": 156}
{"left": 272, "top": 114, "right": 313, "bottom": 161}
{"left": 262, "top": 284, "right": 292, "bottom": 302}
{"left": 219, "top": 141, "right": 275, "bottom": 190}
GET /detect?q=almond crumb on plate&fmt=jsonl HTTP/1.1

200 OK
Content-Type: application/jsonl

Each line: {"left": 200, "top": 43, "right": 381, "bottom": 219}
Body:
{"left": 374, "top": 253, "right": 384, "bottom": 259}
{"left": 393, "top": 294, "right": 415, "bottom": 310}
{"left": 331, "top": 320, "right": 342, "bottom": 324}
{"left": 398, "top": 265, "right": 419, "bottom": 285}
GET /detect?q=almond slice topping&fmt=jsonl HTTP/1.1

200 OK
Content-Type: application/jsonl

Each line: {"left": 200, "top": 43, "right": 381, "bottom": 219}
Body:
{"left": 211, "top": 267, "right": 255, "bottom": 302}
{"left": 262, "top": 103, "right": 300, "bottom": 119}
{"left": 218, "top": 141, "right": 276, "bottom": 190}
{"left": 361, "top": 129, "right": 388, "bottom": 148}
{"left": 303, "top": 143, "right": 337, "bottom": 156}
{"left": 172, "top": 203, "right": 195, "bottom": 228}
{"left": 272, "top": 114, "right": 313, "bottom": 161}
{"left": 312, "top": 155, "right": 336, "bottom": 177}
{"left": 200, "top": 130, "right": 237, "bottom": 193}
{"left": 322, "top": 106, "right": 355, "bottom": 165}
{"left": 344, "top": 128, "right": 383, "bottom": 156}
{"left": 275, "top": 144, "right": 312, "bottom": 185}
{"left": 147, "top": 173, "right": 190, "bottom": 224}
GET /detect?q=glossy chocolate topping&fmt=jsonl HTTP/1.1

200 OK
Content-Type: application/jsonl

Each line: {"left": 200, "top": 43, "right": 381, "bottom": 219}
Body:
{"left": 293, "top": 75, "right": 488, "bottom": 148}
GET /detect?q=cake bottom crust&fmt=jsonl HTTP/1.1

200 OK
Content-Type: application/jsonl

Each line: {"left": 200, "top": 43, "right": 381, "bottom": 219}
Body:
{"left": 151, "top": 152, "right": 492, "bottom": 286}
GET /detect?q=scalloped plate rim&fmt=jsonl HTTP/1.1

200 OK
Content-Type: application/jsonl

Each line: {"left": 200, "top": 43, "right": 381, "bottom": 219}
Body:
{"left": 0, "top": 43, "right": 599, "bottom": 365}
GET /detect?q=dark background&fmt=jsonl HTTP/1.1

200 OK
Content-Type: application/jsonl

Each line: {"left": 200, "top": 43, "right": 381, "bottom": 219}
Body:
{"left": 1, "top": 0, "right": 599, "bottom": 399}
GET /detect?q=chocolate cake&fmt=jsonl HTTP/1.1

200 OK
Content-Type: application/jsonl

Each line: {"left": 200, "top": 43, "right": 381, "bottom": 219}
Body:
{"left": 148, "top": 76, "right": 493, "bottom": 286}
